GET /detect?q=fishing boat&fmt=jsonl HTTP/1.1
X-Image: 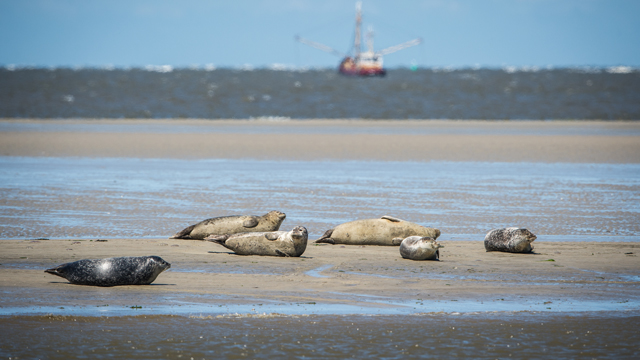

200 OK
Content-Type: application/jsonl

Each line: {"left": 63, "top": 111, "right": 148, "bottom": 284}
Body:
{"left": 295, "top": 2, "right": 421, "bottom": 76}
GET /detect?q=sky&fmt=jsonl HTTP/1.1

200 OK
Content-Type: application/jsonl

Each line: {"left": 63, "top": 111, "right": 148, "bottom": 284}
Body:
{"left": 1, "top": 0, "right": 639, "bottom": 69}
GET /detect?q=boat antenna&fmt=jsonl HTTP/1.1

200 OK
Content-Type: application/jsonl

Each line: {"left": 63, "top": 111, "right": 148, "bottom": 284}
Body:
{"left": 354, "top": 1, "right": 362, "bottom": 61}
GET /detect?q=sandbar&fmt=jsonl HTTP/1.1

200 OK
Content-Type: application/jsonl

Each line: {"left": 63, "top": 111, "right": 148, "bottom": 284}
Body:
{"left": 1, "top": 119, "right": 639, "bottom": 162}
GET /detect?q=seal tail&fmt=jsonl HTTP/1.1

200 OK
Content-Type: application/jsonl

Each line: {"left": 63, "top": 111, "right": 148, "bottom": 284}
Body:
{"left": 314, "top": 229, "right": 335, "bottom": 244}
{"left": 170, "top": 224, "right": 196, "bottom": 239}
{"left": 204, "top": 234, "right": 231, "bottom": 248}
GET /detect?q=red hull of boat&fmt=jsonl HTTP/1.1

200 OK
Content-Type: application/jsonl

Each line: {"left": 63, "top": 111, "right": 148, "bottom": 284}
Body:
{"left": 339, "top": 66, "right": 386, "bottom": 77}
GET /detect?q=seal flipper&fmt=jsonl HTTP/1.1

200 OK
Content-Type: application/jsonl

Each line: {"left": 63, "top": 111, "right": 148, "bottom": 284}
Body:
{"left": 243, "top": 217, "right": 259, "bottom": 228}
{"left": 264, "top": 233, "right": 279, "bottom": 241}
{"left": 391, "top": 237, "right": 404, "bottom": 246}
{"left": 381, "top": 215, "right": 402, "bottom": 222}
{"left": 275, "top": 249, "right": 290, "bottom": 257}
{"left": 204, "top": 234, "right": 230, "bottom": 247}
{"left": 314, "top": 229, "right": 335, "bottom": 244}
{"left": 170, "top": 224, "right": 196, "bottom": 239}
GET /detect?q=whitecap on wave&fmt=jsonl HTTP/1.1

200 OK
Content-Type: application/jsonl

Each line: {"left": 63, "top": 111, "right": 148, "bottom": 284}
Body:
{"left": 249, "top": 116, "right": 291, "bottom": 121}
{"left": 606, "top": 66, "right": 635, "bottom": 74}
{"left": 144, "top": 65, "right": 173, "bottom": 73}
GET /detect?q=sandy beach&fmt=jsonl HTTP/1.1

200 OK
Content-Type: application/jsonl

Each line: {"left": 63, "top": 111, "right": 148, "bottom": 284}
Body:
{"left": 1, "top": 119, "right": 639, "bottom": 357}
{"left": 1, "top": 119, "right": 639, "bottom": 310}
{"left": 1, "top": 119, "right": 640, "bottom": 162}
{"left": 1, "top": 237, "right": 639, "bottom": 313}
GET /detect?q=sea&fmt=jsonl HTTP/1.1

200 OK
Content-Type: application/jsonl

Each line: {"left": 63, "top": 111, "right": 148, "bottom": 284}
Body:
{"left": 1, "top": 66, "right": 640, "bottom": 359}
{"left": 1, "top": 65, "right": 639, "bottom": 120}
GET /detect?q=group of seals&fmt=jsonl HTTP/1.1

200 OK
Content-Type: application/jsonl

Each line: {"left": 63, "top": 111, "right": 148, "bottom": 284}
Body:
{"left": 44, "top": 211, "right": 293, "bottom": 287}
{"left": 44, "top": 209, "right": 537, "bottom": 286}
{"left": 45, "top": 256, "right": 170, "bottom": 287}
{"left": 170, "top": 210, "right": 309, "bottom": 258}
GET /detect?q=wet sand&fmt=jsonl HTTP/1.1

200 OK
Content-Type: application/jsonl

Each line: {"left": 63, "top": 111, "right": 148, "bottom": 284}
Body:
{"left": 1, "top": 119, "right": 639, "bottom": 314}
{"left": 1, "top": 119, "right": 639, "bottom": 162}
{"left": 1, "top": 238, "right": 638, "bottom": 315}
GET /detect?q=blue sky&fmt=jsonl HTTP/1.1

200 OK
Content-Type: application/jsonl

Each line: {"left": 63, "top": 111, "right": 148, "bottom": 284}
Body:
{"left": 1, "top": 0, "right": 639, "bottom": 69}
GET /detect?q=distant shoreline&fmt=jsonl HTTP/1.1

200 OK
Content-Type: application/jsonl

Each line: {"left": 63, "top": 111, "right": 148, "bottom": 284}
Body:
{"left": 1, "top": 119, "right": 639, "bottom": 163}
{"left": 2, "top": 65, "right": 638, "bottom": 73}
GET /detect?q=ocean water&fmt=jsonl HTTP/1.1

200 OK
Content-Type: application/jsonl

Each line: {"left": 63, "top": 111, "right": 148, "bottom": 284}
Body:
{"left": 1, "top": 67, "right": 639, "bottom": 119}
{"left": 1, "top": 157, "right": 638, "bottom": 240}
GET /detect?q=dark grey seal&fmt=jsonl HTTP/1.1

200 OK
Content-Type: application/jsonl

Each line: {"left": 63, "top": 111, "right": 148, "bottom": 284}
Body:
{"left": 399, "top": 236, "right": 443, "bottom": 260}
{"left": 170, "top": 210, "right": 286, "bottom": 240}
{"left": 45, "top": 256, "right": 171, "bottom": 286}
{"left": 206, "top": 226, "right": 308, "bottom": 257}
{"left": 315, "top": 216, "right": 440, "bottom": 246}
{"left": 484, "top": 227, "right": 537, "bottom": 253}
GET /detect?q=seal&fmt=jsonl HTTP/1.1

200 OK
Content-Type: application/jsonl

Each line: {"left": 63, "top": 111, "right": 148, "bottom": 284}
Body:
{"left": 399, "top": 236, "right": 443, "bottom": 260}
{"left": 205, "top": 226, "right": 308, "bottom": 257}
{"left": 484, "top": 227, "right": 537, "bottom": 253}
{"left": 170, "top": 210, "right": 286, "bottom": 240}
{"left": 314, "top": 216, "right": 440, "bottom": 246}
{"left": 45, "top": 256, "right": 171, "bottom": 286}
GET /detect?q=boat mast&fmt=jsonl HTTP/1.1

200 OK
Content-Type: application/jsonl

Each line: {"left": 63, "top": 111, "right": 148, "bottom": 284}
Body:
{"left": 354, "top": 1, "right": 362, "bottom": 61}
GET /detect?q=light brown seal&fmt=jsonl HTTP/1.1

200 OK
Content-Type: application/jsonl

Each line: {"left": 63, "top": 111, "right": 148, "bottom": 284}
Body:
{"left": 205, "top": 226, "right": 308, "bottom": 257}
{"left": 399, "top": 236, "right": 442, "bottom": 260}
{"left": 315, "top": 216, "right": 440, "bottom": 246}
{"left": 170, "top": 210, "right": 286, "bottom": 240}
{"left": 484, "top": 227, "right": 536, "bottom": 253}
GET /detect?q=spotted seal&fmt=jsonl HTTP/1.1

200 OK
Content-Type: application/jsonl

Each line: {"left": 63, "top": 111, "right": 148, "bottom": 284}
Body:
{"left": 315, "top": 216, "right": 440, "bottom": 246}
{"left": 45, "top": 256, "right": 171, "bottom": 286}
{"left": 206, "top": 226, "right": 308, "bottom": 257}
{"left": 484, "top": 227, "right": 537, "bottom": 253}
{"left": 170, "top": 210, "right": 286, "bottom": 240}
{"left": 399, "top": 236, "right": 443, "bottom": 260}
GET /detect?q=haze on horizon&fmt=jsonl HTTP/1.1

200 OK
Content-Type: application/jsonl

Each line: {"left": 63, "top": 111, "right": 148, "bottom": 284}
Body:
{"left": 0, "top": 0, "right": 639, "bottom": 69}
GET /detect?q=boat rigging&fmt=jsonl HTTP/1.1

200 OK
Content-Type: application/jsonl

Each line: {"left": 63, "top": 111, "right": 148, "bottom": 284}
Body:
{"left": 295, "top": 1, "right": 421, "bottom": 76}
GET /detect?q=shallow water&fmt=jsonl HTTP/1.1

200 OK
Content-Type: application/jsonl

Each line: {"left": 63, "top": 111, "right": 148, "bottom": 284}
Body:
{"left": 2, "top": 119, "right": 640, "bottom": 136}
{"left": 1, "top": 312, "right": 639, "bottom": 359}
{"left": 1, "top": 297, "right": 639, "bottom": 317}
{"left": 0, "top": 157, "right": 638, "bottom": 239}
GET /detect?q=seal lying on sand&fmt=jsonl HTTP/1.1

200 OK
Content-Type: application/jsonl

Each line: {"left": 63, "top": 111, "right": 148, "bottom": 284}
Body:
{"left": 45, "top": 256, "right": 171, "bottom": 286}
{"left": 170, "top": 210, "right": 286, "bottom": 240}
{"left": 315, "top": 216, "right": 440, "bottom": 246}
{"left": 399, "top": 236, "right": 442, "bottom": 260}
{"left": 206, "top": 226, "right": 308, "bottom": 257}
{"left": 484, "top": 227, "right": 537, "bottom": 253}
